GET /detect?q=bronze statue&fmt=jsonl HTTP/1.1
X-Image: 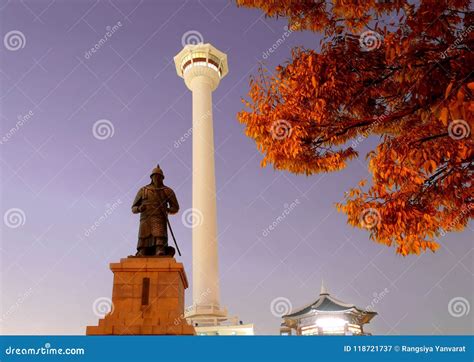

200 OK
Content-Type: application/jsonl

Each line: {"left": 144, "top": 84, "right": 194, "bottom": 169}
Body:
{"left": 132, "top": 165, "right": 179, "bottom": 257}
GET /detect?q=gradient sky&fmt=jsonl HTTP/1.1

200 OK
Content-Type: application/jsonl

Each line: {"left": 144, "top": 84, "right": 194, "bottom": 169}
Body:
{"left": 1, "top": 0, "right": 472, "bottom": 336}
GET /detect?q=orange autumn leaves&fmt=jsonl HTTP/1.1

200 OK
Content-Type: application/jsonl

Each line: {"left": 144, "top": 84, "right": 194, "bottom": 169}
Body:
{"left": 242, "top": 50, "right": 360, "bottom": 176}
{"left": 237, "top": 0, "right": 473, "bottom": 255}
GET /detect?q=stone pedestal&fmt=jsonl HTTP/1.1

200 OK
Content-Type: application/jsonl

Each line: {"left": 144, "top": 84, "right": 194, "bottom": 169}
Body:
{"left": 86, "top": 257, "right": 195, "bottom": 335}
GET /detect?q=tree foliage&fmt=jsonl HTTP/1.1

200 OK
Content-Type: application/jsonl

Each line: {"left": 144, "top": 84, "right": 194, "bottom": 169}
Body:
{"left": 236, "top": 0, "right": 473, "bottom": 255}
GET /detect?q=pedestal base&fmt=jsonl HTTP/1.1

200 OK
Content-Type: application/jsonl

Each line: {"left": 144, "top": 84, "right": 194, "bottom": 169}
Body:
{"left": 86, "top": 257, "right": 195, "bottom": 335}
{"left": 185, "top": 307, "right": 254, "bottom": 335}
{"left": 193, "top": 323, "right": 255, "bottom": 336}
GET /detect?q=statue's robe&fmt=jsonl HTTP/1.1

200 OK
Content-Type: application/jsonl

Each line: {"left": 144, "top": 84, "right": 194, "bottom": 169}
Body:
{"left": 131, "top": 184, "right": 179, "bottom": 250}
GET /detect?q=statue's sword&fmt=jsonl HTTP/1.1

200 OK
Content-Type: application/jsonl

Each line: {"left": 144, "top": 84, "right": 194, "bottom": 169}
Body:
{"left": 150, "top": 187, "right": 182, "bottom": 257}
{"left": 166, "top": 218, "right": 182, "bottom": 257}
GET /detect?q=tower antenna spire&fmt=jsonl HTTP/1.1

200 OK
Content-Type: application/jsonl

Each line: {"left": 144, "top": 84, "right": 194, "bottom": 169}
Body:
{"left": 320, "top": 279, "right": 329, "bottom": 295}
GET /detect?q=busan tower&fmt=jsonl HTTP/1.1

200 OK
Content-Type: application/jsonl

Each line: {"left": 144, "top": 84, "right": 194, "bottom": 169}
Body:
{"left": 174, "top": 43, "right": 253, "bottom": 335}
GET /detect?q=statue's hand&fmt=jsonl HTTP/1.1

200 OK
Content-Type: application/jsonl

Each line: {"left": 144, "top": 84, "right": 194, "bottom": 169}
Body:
{"left": 139, "top": 205, "right": 147, "bottom": 212}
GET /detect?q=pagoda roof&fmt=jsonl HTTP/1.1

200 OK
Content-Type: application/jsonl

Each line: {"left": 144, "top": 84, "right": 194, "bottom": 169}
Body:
{"left": 283, "top": 281, "right": 377, "bottom": 318}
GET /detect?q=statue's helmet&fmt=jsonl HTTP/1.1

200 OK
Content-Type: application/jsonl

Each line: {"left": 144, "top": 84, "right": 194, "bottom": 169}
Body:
{"left": 150, "top": 164, "right": 164, "bottom": 178}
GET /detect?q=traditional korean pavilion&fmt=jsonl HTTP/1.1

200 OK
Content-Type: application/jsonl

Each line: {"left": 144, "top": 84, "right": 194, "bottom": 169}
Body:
{"left": 280, "top": 281, "right": 377, "bottom": 336}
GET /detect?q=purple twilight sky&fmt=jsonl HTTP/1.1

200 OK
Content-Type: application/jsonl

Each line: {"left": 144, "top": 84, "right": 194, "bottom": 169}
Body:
{"left": 0, "top": 0, "right": 472, "bottom": 335}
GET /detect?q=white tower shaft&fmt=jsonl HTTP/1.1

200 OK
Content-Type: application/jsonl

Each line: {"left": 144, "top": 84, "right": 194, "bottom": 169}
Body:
{"left": 175, "top": 43, "right": 254, "bottom": 334}
{"left": 174, "top": 44, "right": 229, "bottom": 320}
{"left": 190, "top": 76, "right": 220, "bottom": 309}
